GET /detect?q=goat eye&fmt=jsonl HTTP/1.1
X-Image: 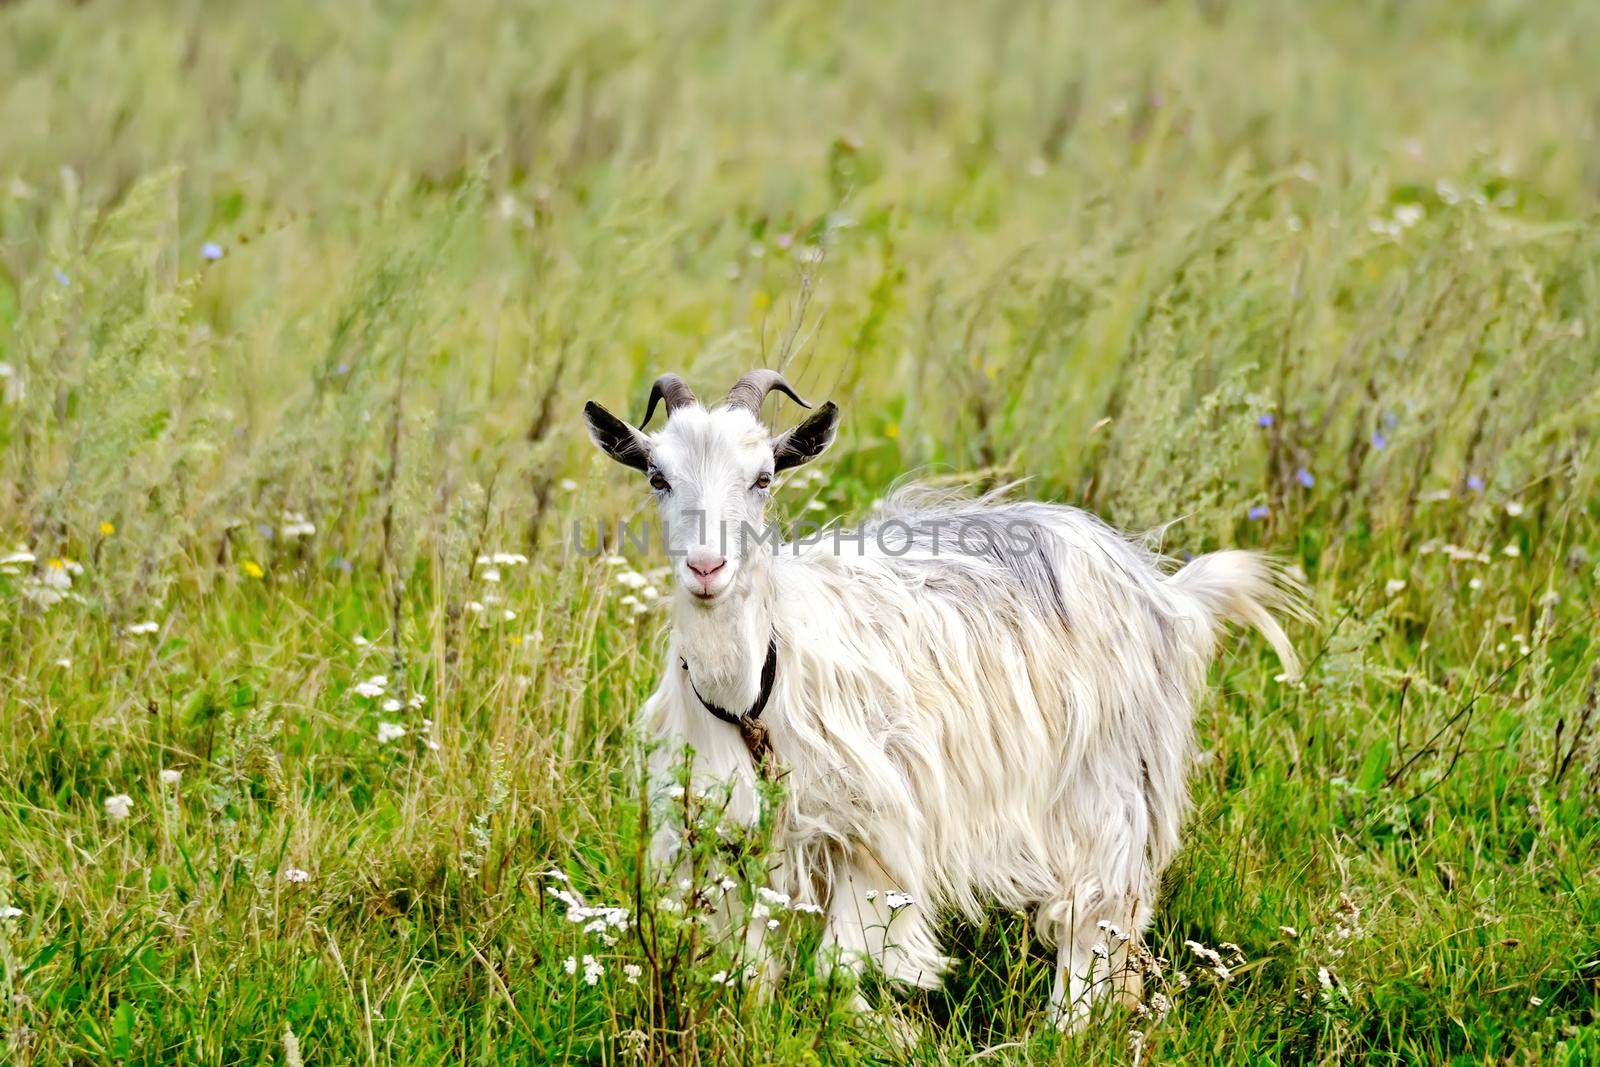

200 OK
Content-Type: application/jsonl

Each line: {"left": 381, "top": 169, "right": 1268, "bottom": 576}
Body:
{"left": 649, "top": 472, "right": 670, "bottom": 492}
{"left": 753, "top": 472, "right": 772, "bottom": 491}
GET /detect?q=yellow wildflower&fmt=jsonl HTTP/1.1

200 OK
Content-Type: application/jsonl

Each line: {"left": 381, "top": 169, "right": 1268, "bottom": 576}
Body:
{"left": 241, "top": 560, "right": 265, "bottom": 579}
{"left": 99, "top": 521, "right": 115, "bottom": 536}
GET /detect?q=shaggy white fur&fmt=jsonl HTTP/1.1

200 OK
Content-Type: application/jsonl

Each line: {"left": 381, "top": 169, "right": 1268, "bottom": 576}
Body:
{"left": 585, "top": 380, "right": 1302, "bottom": 1029}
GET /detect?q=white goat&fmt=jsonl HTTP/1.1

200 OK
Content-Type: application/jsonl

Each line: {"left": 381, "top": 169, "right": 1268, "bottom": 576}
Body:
{"left": 584, "top": 369, "right": 1301, "bottom": 1028}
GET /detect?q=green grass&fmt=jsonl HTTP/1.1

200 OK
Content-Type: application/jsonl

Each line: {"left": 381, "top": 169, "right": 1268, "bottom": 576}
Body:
{"left": 2, "top": 0, "right": 1599, "bottom": 1062}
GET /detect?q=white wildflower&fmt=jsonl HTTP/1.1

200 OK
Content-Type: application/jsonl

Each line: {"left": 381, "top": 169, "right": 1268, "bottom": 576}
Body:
{"left": 104, "top": 794, "right": 133, "bottom": 821}
{"left": 622, "top": 963, "right": 642, "bottom": 984}
{"left": 280, "top": 514, "right": 316, "bottom": 539}
{"left": 352, "top": 675, "right": 387, "bottom": 698}
{"left": 1384, "top": 579, "right": 1407, "bottom": 596}
{"left": 1504, "top": 501, "right": 1525, "bottom": 517}
{"left": 547, "top": 885, "right": 630, "bottom": 937}
{"left": 381, "top": 698, "right": 402, "bottom": 713}
{"left": 283, "top": 868, "right": 311, "bottom": 883}
{"left": 582, "top": 955, "right": 603, "bottom": 985}
{"left": 159, "top": 768, "right": 182, "bottom": 787}
{"left": 480, "top": 567, "right": 502, "bottom": 584}
{"left": 0, "top": 906, "right": 21, "bottom": 921}
{"left": 126, "top": 621, "right": 160, "bottom": 636}
{"left": 883, "top": 890, "right": 916, "bottom": 911}
{"left": 559, "top": 479, "right": 579, "bottom": 492}
{"left": 376, "top": 722, "right": 407, "bottom": 744}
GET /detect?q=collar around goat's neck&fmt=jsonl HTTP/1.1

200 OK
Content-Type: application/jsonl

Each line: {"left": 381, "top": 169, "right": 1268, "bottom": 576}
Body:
{"left": 680, "top": 634, "right": 778, "bottom": 780}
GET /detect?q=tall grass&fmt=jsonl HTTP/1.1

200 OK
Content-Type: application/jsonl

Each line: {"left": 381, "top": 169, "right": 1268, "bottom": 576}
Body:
{"left": 2, "top": 0, "right": 1598, "bottom": 1062}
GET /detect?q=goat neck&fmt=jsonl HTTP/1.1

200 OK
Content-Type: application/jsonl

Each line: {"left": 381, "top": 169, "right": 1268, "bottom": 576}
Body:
{"left": 669, "top": 552, "right": 776, "bottom": 715}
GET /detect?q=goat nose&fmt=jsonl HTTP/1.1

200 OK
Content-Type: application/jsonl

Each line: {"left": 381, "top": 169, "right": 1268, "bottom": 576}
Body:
{"left": 686, "top": 553, "right": 726, "bottom": 579}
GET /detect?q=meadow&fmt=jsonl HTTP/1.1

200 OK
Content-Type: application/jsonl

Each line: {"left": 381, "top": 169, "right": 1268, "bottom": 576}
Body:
{"left": 2, "top": 0, "right": 1599, "bottom": 1062}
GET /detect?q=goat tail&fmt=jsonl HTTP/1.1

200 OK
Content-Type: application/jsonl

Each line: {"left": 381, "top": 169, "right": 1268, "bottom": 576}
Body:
{"left": 1168, "top": 550, "right": 1308, "bottom": 678}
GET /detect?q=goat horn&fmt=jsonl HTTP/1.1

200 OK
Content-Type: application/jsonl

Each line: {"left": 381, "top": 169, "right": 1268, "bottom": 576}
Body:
{"left": 722, "top": 369, "right": 812, "bottom": 417}
{"left": 639, "top": 373, "right": 699, "bottom": 428}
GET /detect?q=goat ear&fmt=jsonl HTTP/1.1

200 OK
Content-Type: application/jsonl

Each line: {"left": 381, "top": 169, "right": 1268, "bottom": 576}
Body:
{"left": 772, "top": 401, "right": 839, "bottom": 472}
{"left": 584, "top": 400, "right": 652, "bottom": 473}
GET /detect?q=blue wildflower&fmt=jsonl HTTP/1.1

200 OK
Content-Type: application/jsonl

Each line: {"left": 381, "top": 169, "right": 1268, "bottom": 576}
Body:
{"left": 52, "top": 268, "right": 69, "bottom": 286}
{"left": 1371, "top": 431, "right": 1387, "bottom": 450}
{"left": 256, "top": 523, "right": 275, "bottom": 540}
{"left": 1296, "top": 468, "right": 1315, "bottom": 489}
{"left": 1256, "top": 413, "right": 1274, "bottom": 428}
{"left": 1466, "top": 474, "right": 1485, "bottom": 492}
{"left": 1248, "top": 505, "right": 1270, "bottom": 521}
{"left": 201, "top": 241, "right": 224, "bottom": 261}
{"left": 1383, "top": 411, "right": 1398, "bottom": 429}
